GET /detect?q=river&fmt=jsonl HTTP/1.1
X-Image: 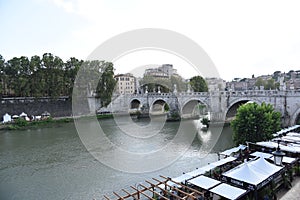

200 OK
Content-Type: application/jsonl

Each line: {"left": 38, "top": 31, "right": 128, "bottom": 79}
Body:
{"left": 0, "top": 117, "right": 234, "bottom": 200}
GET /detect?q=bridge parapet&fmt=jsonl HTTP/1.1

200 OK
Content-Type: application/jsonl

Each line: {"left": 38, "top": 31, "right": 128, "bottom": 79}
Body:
{"left": 128, "top": 90, "right": 300, "bottom": 99}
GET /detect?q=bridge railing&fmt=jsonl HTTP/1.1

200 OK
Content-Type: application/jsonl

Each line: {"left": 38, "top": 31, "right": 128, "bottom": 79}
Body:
{"left": 127, "top": 89, "right": 300, "bottom": 98}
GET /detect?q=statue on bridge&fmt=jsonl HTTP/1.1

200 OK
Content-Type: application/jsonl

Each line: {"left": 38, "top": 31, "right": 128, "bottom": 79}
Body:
{"left": 173, "top": 84, "right": 177, "bottom": 94}
{"left": 187, "top": 84, "right": 191, "bottom": 93}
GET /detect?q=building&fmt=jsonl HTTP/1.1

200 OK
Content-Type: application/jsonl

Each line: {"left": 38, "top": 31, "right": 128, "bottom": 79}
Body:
{"left": 144, "top": 64, "right": 178, "bottom": 78}
{"left": 205, "top": 77, "right": 226, "bottom": 91}
{"left": 114, "top": 73, "right": 136, "bottom": 94}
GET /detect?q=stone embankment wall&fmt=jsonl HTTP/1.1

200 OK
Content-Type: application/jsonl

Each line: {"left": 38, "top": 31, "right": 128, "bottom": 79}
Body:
{"left": 0, "top": 97, "right": 72, "bottom": 119}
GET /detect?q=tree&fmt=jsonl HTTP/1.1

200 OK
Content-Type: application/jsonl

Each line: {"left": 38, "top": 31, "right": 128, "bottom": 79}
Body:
{"left": 96, "top": 62, "right": 117, "bottom": 107}
{"left": 255, "top": 77, "right": 264, "bottom": 89}
{"left": 231, "top": 102, "right": 281, "bottom": 145}
{"left": 255, "top": 77, "right": 278, "bottom": 90}
{"left": 189, "top": 76, "right": 208, "bottom": 92}
{"left": 0, "top": 55, "right": 5, "bottom": 96}
{"left": 265, "top": 78, "right": 275, "bottom": 90}
{"left": 139, "top": 75, "right": 187, "bottom": 93}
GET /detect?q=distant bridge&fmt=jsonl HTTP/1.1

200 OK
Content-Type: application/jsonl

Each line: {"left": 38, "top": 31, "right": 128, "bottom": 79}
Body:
{"left": 98, "top": 90, "right": 300, "bottom": 127}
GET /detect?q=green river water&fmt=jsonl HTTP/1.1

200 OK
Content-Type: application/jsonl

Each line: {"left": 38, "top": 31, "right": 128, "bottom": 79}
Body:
{"left": 0, "top": 118, "right": 234, "bottom": 200}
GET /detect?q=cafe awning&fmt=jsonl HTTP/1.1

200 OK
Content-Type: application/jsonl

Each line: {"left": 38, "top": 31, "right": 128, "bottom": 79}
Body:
{"left": 250, "top": 151, "right": 273, "bottom": 159}
{"left": 220, "top": 145, "right": 247, "bottom": 156}
{"left": 222, "top": 158, "right": 283, "bottom": 190}
{"left": 256, "top": 141, "right": 300, "bottom": 153}
{"left": 210, "top": 183, "right": 247, "bottom": 200}
{"left": 186, "top": 168, "right": 206, "bottom": 177}
{"left": 188, "top": 175, "right": 221, "bottom": 190}
{"left": 172, "top": 173, "right": 193, "bottom": 182}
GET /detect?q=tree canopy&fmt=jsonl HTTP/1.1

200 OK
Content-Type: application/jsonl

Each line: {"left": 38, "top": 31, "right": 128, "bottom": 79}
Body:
{"left": 255, "top": 77, "right": 279, "bottom": 90}
{"left": 140, "top": 75, "right": 187, "bottom": 93}
{"left": 231, "top": 102, "right": 281, "bottom": 145}
{"left": 189, "top": 76, "right": 208, "bottom": 92}
{"left": 0, "top": 53, "right": 116, "bottom": 106}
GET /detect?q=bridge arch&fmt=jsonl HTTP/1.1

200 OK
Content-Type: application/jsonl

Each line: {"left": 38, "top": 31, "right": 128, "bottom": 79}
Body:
{"left": 130, "top": 99, "right": 141, "bottom": 109}
{"left": 181, "top": 98, "right": 209, "bottom": 118}
{"left": 291, "top": 107, "right": 300, "bottom": 125}
{"left": 150, "top": 99, "right": 170, "bottom": 114}
{"left": 225, "top": 98, "right": 261, "bottom": 121}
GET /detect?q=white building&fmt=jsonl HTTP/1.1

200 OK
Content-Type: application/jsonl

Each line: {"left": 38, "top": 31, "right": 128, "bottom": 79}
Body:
{"left": 114, "top": 73, "right": 136, "bottom": 94}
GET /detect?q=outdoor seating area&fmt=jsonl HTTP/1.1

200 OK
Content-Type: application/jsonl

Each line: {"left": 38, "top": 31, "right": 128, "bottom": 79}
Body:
{"left": 104, "top": 125, "right": 300, "bottom": 200}
{"left": 1, "top": 111, "right": 51, "bottom": 124}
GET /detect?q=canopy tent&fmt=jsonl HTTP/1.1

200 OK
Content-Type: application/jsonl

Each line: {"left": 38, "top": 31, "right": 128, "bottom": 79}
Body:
{"left": 209, "top": 183, "right": 248, "bottom": 200}
{"left": 250, "top": 151, "right": 273, "bottom": 159}
{"left": 171, "top": 173, "right": 193, "bottom": 184}
{"left": 12, "top": 115, "right": 19, "bottom": 119}
{"left": 222, "top": 158, "right": 283, "bottom": 191}
{"left": 282, "top": 156, "right": 297, "bottom": 164}
{"left": 19, "top": 112, "right": 27, "bottom": 117}
{"left": 186, "top": 168, "right": 206, "bottom": 177}
{"left": 212, "top": 156, "right": 237, "bottom": 167}
{"left": 249, "top": 157, "right": 283, "bottom": 176}
{"left": 273, "top": 125, "right": 300, "bottom": 137}
{"left": 256, "top": 141, "right": 300, "bottom": 153}
{"left": 199, "top": 163, "right": 218, "bottom": 172}
{"left": 280, "top": 136, "right": 300, "bottom": 143}
{"left": 157, "top": 173, "right": 193, "bottom": 189}
{"left": 185, "top": 157, "right": 236, "bottom": 178}
{"left": 2, "top": 113, "right": 12, "bottom": 123}
{"left": 287, "top": 132, "right": 300, "bottom": 137}
{"left": 220, "top": 145, "right": 247, "bottom": 156}
{"left": 42, "top": 111, "right": 51, "bottom": 117}
{"left": 270, "top": 156, "right": 297, "bottom": 164}
{"left": 188, "top": 175, "right": 221, "bottom": 190}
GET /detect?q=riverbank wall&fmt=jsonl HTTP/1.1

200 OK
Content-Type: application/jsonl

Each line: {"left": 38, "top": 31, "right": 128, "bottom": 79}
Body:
{"left": 0, "top": 97, "right": 73, "bottom": 119}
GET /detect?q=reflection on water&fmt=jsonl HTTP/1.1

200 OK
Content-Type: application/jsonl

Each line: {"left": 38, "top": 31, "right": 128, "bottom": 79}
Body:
{"left": 0, "top": 118, "right": 234, "bottom": 199}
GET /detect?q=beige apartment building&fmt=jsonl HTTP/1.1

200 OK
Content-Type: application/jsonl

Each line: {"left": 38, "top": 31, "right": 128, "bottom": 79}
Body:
{"left": 114, "top": 73, "right": 136, "bottom": 94}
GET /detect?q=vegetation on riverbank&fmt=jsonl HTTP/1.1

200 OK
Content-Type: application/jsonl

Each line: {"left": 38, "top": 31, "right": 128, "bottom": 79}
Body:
{"left": 0, "top": 53, "right": 116, "bottom": 107}
{"left": 1, "top": 117, "right": 72, "bottom": 130}
{"left": 0, "top": 114, "right": 113, "bottom": 130}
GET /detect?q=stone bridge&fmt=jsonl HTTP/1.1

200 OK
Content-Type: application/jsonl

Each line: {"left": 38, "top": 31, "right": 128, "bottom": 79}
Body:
{"left": 105, "top": 90, "right": 300, "bottom": 127}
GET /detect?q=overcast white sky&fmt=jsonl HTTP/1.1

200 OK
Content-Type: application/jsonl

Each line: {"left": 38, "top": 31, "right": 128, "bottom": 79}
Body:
{"left": 1, "top": 0, "right": 300, "bottom": 81}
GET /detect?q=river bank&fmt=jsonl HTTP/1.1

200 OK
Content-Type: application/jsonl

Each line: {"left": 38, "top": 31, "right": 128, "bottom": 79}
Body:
{"left": 0, "top": 114, "right": 114, "bottom": 131}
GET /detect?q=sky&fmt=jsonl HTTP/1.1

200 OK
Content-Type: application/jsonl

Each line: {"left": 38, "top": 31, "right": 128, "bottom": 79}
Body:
{"left": 1, "top": 0, "right": 300, "bottom": 81}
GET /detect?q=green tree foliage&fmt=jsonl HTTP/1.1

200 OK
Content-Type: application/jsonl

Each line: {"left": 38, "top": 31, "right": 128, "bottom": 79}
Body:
{"left": 255, "top": 77, "right": 264, "bottom": 88}
{"left": 255, "top": 77, "right": 278, "bottom": 90}
{"left": 231, "top": 102, "right": 281, "bottom": 145}
{"left": 0, "top": 55, "right": 5, "bottom": 96}
{"left": 0, "top": 54, "right": 116, "bottom": 105}
{"left": 189, "top": 76, "right": 208, "bottom": 92}
{"left": 96, "top": 62, "right": 116, "bottom": 107}
{"left": 140, "top": 75, "right": 187, "bottom": 93}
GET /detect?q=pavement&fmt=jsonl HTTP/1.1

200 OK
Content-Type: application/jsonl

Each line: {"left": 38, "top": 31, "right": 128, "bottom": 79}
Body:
{"left": 280, "top": 177, "right": 300, "bottom": 200}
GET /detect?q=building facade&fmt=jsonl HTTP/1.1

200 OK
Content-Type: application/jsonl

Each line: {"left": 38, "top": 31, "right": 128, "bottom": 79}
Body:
{"left": 144, "top": 64, "right": 178, "bottom": 78}
{"left": 114, "top": 73, "right": 136, "bottom": 94}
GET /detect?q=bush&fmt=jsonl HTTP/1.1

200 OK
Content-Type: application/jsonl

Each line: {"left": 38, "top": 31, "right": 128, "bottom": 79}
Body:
{"left": 231, "top": 102, "right": 281, "bottom": 145}
{"left": 14, "top": 118, "right": 28, "bottom": 127}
